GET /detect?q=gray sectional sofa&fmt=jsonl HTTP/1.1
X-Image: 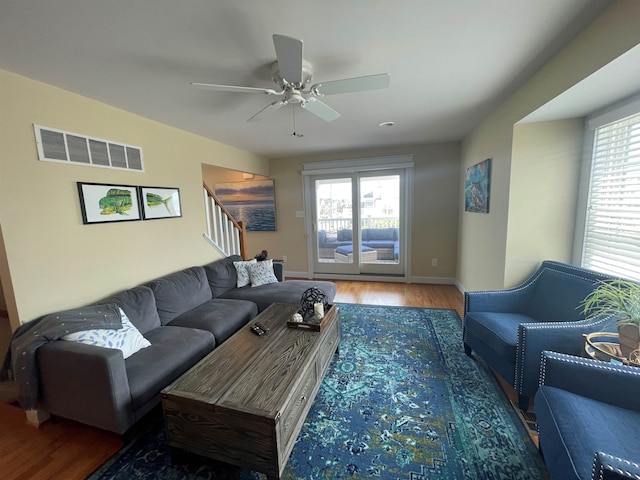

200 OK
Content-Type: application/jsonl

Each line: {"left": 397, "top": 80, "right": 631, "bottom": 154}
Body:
{"left": 32, "top": 255, "right": 336, "bottom": 434}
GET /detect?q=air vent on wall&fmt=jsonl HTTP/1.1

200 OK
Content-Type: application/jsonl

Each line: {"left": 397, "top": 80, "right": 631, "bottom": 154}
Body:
{"left": 34, "top": 125, "right": 144, "bottom": 172}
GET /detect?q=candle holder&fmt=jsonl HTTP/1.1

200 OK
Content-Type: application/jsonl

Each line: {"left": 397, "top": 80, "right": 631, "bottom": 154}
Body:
{"left": 300, "top": 287, "right": 329, "bottom": 322}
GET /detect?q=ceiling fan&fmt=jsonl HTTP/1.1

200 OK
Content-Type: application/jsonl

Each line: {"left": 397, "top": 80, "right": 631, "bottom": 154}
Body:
{"left": 192, "top": 34, "right": 390, "bottom": 123}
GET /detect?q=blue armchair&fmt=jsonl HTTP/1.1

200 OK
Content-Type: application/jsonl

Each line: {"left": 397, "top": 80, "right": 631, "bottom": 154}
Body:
{"left": 462, "top": 261, "right": 617, "bottom": 410}
{"left": 535, "top": 351, "right": 640, "bottom": 480}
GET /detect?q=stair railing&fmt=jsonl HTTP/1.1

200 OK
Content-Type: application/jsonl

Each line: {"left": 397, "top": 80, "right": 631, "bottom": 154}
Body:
{"left": 202, "top": 184, "right": 247, "bottom": 259}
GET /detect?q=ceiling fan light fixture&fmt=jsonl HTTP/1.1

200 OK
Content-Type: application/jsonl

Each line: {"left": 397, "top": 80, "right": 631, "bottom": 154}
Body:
{"left": 288, "top": 90, "right": 305, "bottom": 104}
{"left": 192, "top": 34, "right": 389, "bottom": 127}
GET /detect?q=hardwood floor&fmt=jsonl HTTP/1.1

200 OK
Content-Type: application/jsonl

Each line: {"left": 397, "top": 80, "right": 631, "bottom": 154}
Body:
{"left": 0, "top": 281, "right": 531, "bottom": 480}
{"left": 333, "top": 280, "right": 464, "bottom": 316}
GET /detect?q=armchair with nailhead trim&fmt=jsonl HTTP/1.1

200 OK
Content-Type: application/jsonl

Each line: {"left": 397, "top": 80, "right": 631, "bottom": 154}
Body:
{"left": 535, "top": 351, "right": 640, "bottom": 480}
{"left": 462, "top": 261, "right": 619, "bottom": 410}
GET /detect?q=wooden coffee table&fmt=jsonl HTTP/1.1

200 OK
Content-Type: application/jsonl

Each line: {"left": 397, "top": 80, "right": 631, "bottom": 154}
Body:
{"left": 161, "top": 303, "right": 340, "bottom": 479}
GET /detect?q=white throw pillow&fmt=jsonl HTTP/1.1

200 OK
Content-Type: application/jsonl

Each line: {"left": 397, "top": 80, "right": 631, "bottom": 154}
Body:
{"left": 62, "top": 308, "right": 151, "bottom": 359}
{"left": 233, "top": 259, "right": 257, "bottom": 288}
{"left": 248, "top": 259, "right": 279, "bottom": 287}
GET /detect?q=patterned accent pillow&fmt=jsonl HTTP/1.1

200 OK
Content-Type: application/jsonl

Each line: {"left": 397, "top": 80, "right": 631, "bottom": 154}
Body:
{"left": 233, "top": 259, "right": 257, "bottom": 288}
{"left": 62, "top": 308, "right": 151, "bottom": 359}
{"left": 248, "top": 259, "right": 279, "bottom": 287}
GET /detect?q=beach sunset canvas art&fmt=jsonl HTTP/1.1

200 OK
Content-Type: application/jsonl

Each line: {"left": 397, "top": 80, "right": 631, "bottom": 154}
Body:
{"left": 214, "top": 179, "right": 276, "bottom": 231}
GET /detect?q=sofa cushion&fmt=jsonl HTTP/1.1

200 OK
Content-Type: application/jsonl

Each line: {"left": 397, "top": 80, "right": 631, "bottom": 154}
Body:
{"left": 146, "top": 267, "right": 212, "bottom": 325}
{"left": 126, "top": 326, "right": 215, "bottom": 411}
{"left": 527, "top": 269, "right": 596, "bottom": 322}
{"left": 363, "top": 228, "right": 398, "bottom": 241}
{"left": 204, "top": 255, "right": 243, "bottom": 298}
{"left": 535, "top": 385, "right": 640, "bottom": 480}
{"left": 363, "top": 240, "right": 397, "bottom": 249}
{"left": 99, "top": 285, "right": 160, "bottom": 334}
{"left": 168, "top": 298, "right": 257, "bottom": 344}
{"left": 337, "top": 229, "right": 352, "bottom": 241}
{"left": 221, "top": 280, "right": 337, "bottom": 313}
{"left": 463, "top": 312, "right": 532, "bottom": 362}
{"left": 335, "top": 245, "right": 375, "bottom": 255}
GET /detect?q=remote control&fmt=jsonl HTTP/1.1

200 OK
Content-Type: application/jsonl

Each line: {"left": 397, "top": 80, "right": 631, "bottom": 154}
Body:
{"left": 254, "top": 321, "right": 269, "bottom": 332}
{"left": 250, "top": 324, "right": 265, "bottom": 336}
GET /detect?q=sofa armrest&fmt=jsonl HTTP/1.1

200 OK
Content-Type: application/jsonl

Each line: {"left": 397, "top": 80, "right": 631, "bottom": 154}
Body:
{"left": 539, "top": 351, "right": 640, "bottom": 413}
{"left": 592, "top": 452, "right": 640, "bottom": 480}
{"left": 273, "top": 261, "right": 285, "bottom": 282}
{"left": 37, "top": 341, "right": 134, "bottom": 433}
{"left": 464, "top": 287, "right": 532, "bottom": 316}
{"left": 515, "top": 318, "right": 614, "bottom": 397}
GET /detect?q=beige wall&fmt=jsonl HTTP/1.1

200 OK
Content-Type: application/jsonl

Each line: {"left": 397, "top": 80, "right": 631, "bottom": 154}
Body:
{"left": 505, "top": 119, "right": 584, "bottom": 286}
{"left": 0, "top": 70, "right": 268, "bottom": 327}
{"left": 264, "top": 143, "right": 461, "bottom": 280}
{"left": 458, "top": 0, "right": 640, "bottom": 291}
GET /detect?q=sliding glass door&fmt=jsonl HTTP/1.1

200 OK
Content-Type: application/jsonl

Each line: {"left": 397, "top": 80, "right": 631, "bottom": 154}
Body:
{"left": 310, "top": 169, "right": 404, "bottom": 276}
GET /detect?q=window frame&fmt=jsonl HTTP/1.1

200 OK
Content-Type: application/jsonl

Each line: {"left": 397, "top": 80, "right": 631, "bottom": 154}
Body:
{"left": 575, "top": 94, "right": 640, "bottom": 281}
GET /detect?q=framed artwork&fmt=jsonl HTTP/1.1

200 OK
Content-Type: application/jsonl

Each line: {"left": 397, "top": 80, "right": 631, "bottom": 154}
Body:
{"left": 77, "top": 182, "right": 141, "bottom": 224}
{"left": 465, "top": 158, "right": 491, "bottom": 213}
{"left": 214, "top": 179, "right": 276, "bottom": 231}
{"left": 139, "top": 186, "right": 182, "bottom": 220}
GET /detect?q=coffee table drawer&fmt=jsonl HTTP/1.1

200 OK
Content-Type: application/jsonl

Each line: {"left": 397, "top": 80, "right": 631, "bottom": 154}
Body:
{"left": 316, "top": 317, "right": 340, "bottom": 377}
{"left": 278, "top": 364, "right": 318, "bottom": 456}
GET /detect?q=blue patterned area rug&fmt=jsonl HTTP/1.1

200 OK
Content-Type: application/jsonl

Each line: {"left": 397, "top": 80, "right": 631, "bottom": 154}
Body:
{"left": 89, "top": 304, "right": 547, "bottom": 479}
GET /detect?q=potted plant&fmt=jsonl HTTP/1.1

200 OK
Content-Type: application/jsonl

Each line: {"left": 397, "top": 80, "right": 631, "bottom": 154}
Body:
{"left": 581, "top": 279, "right": 640, "bottom": 359}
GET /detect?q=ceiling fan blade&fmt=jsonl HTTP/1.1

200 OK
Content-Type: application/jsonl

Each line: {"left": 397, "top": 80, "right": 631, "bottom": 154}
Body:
{"left": 310, "top": 73, "right": 390, "bottom": 96}
{"left": 272, "top": 34, "right": 303, "bottom": 84}
{"left": 191, "top": 82, "right": 279, "bottom": 95}
{"left": 247, "top": 100, "right": 287, "bottom": 122}
{"left": 301, "top": 98, "right": 341, "bottom": 122}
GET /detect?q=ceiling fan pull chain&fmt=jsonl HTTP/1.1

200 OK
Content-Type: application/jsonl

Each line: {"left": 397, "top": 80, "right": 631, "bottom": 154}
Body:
{"left": 292, "top": 106, "right": 303, "bottom": 138}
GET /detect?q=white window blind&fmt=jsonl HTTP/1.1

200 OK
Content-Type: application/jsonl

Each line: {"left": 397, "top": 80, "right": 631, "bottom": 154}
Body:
{"left": 582, "top": 111, "right": 640, "bottom": 281}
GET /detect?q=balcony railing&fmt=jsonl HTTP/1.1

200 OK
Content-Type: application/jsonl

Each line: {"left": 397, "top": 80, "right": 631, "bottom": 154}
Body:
{"left": 317, "top": 217, "right": 399, "bottom": 232}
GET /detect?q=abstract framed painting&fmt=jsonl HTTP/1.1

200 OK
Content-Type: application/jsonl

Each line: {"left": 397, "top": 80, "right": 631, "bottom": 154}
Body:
{"left": 77, "top": 182, "right": 141, "bottom": 224}
{"left": 214, "top": 179, "right": 276, "bottom": 231}
{"left": 465, "top": 158, "right": 491, "bottom": 213}
{"left": 139, "top": 186, "right": 182, "bottom": 220}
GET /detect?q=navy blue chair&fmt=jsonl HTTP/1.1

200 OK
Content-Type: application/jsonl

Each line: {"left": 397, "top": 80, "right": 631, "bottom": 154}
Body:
{"left": 535, "top": 351, "right": 640, "bottom": 480}
{"left": 462, "top": 261, "right": 617, "bottom": 410}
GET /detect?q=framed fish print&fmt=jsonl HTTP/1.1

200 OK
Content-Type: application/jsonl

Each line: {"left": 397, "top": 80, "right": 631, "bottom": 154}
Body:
{"left": 139, "top": 186, "right": 182, "bottom": 220}
{"left": 77, "top": 182, "right": 142, "bottom": 224}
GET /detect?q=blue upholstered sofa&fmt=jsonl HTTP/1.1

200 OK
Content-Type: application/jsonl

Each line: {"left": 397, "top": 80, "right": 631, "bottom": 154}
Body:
{"left": 317, "top": 228, "right": 399, "bottom": 260}
{"left": 462, "top": 260, "right": 619, "bottom": 410}
{"left": 535, "top": 351, "right": 640, "bottom": 480}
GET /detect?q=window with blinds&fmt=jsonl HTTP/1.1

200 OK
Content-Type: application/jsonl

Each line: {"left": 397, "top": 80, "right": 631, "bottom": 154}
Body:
{"left": 582, "top": 111, "right": 640, "bottom": 281}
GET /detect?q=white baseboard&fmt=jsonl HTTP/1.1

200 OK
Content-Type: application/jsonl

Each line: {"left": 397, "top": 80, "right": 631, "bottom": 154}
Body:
{"left": 454, "top": 279, "right": 467, "bottom": 295}
{"left": 284, "top": 270, "right": 457, "bottom": 285}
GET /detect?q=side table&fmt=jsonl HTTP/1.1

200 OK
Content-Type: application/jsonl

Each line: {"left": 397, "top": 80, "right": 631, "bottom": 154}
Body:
{"left": 583, "top": 332, "right": 640, "bottom": 366}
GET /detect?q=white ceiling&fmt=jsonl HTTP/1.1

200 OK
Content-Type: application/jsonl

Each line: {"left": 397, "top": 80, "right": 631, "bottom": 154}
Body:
{"left": 0, "top": 0, "right": 613, "bottom": 159}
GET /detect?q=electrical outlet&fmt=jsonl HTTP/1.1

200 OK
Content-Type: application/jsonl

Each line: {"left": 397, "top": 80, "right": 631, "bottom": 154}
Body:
{"left": 431, "top": 258, "right": 438, "bottom": 267}
{"left": 282, "top": 255, "right": 287, "bottom": 262}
